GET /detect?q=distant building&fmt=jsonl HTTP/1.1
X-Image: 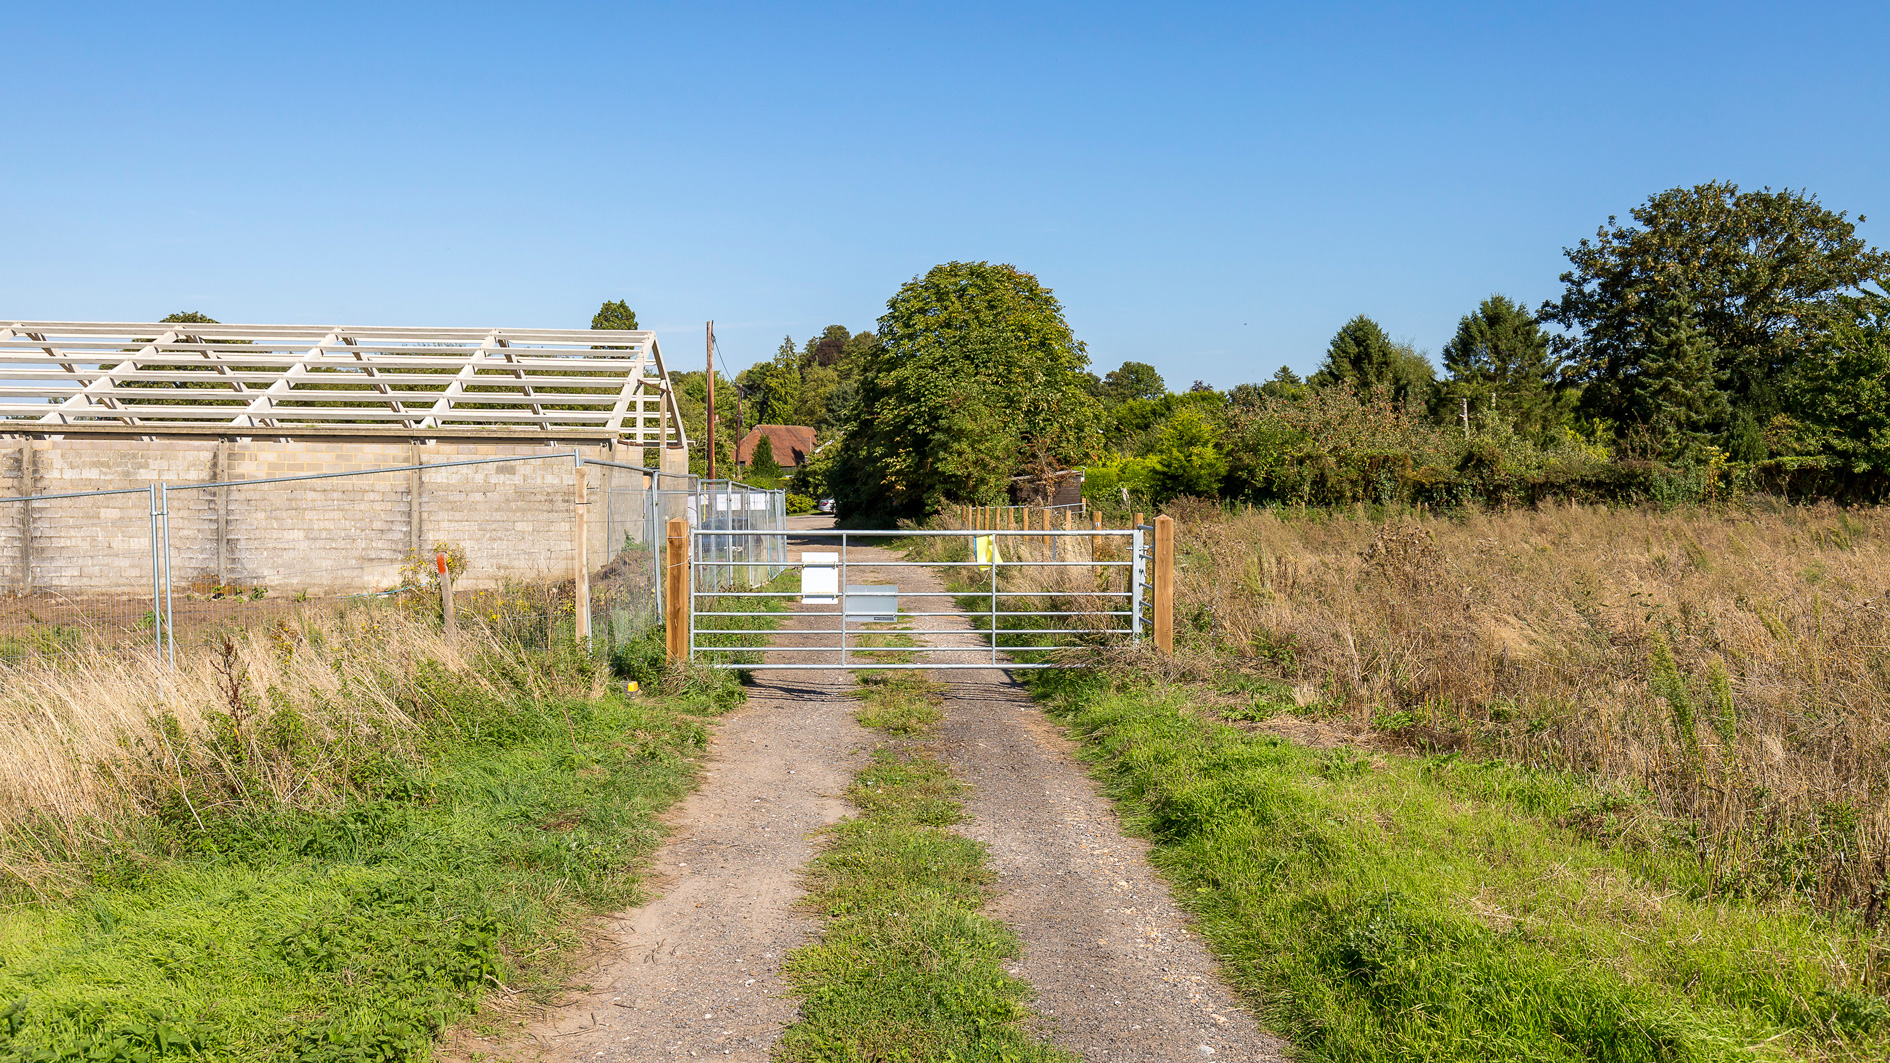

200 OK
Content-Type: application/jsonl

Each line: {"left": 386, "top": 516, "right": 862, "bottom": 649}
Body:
{"left": 1009, "top": 469, "right": 1084, "bottom": 506}
{"left": 736, "top": 424, "right": 815, "bottom": 468}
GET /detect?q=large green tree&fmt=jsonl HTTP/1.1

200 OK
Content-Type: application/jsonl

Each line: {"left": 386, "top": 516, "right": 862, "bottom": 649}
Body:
{"left": 1781, "top": 296, "right": 1890, "bottom": 473}
{"left": 590, "top": 300, "right": 639, "bottom": 331}
{"left": 1438, "top": 295, "right": 1567, "bottom": 441}
{"left": 1100, "top": 361, "right": 1166, "bottom": 403}
{"left": 1540, "top": 182, "right": 1889, "bottom": 442}
{"left": 1634, "top": 296, "right": 1728, "bottom": 463}
{"left": 831, "top": 262, "right": 1099, "bottom": 523}
{"left": 1309, "top": 315, "right": 1436, "bottom": 403}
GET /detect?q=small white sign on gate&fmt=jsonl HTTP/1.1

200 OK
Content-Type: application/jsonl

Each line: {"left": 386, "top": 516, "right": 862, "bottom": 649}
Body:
{"left": 801, "top": 551, "right": 839, "bottom": 604}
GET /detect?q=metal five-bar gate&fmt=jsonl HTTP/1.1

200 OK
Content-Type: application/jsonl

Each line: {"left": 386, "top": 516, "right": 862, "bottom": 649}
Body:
{"left": 679, "top": 521, "right": 1175, "bottom": 670}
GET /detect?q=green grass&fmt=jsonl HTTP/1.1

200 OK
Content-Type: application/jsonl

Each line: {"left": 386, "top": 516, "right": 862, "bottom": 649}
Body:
{"left": 687, "top": 569, "right": 800, "bottom": 668}
{"left": 773, "top": 644, "right": 1073, "bottom": 1062}
{"left": 1027, "top": 670, "right": 1890, "bottom": 1063}
{"left": 0, "top": 638, "right": 729, "bottom": 1062}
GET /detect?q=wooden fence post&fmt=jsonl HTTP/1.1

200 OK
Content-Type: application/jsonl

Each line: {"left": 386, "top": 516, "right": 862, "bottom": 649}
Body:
{"left": 1153, "top": 515, "right": 1175, "bottom": 655}
{"left": 436, "top": 552, "right": 456, "bottom": 641}
{"left": 665, "top": 517, "right": 689, "bottom": 662}
{"left": 573, "top": 463, "right": 591, "bottom": 643}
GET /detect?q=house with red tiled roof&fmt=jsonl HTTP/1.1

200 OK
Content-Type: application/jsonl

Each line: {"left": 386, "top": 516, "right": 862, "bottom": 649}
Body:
{"left": 736, "top": 424, "right": 816, "bottom": 467}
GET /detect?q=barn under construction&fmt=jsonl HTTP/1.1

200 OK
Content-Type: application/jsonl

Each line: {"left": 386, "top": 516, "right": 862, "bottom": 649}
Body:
{"left": 0, "top": 321, "right": 764, "bottom": 653}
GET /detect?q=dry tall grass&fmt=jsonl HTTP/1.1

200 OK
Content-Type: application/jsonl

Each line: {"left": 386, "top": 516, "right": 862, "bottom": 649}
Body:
{"left": 0, "top": 608, "right": 601, "bottom": 895}
{"left": 1162, "top": 499, "right": 1890, "bottom": 914}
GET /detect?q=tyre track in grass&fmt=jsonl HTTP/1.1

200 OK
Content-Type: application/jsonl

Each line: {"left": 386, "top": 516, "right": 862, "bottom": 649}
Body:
{"left": 876, "top": 543, "right": 1291, "bottom": 1063}
{"left": 458, "top": 525, "right": 873, "bottom": 1061}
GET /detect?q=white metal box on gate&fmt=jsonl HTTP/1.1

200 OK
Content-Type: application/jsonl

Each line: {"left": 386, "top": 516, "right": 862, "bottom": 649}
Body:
{"left": 844, "top": 585, "right": 898, "bottom": 623}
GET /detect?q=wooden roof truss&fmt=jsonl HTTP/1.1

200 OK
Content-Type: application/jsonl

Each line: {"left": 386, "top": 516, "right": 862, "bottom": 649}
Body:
{"left": 0, "top": 321, "right": 686, "bottom": 445}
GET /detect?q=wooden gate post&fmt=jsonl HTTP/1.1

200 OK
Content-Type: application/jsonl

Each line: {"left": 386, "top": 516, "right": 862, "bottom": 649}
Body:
{"left": 1153, "top": 515, "right": 1175, "bottom": 655}
{"left": 436, "top": 552, "right": 456, "bottom": 641}
{"left": 665, "top": 517, "right": 689, "bottom": 662}
{"left": 573, "top": 463, "right": 591, "bottom": 643}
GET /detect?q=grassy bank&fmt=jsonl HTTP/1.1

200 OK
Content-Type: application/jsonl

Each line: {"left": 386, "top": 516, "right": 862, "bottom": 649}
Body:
{"left": 1030, "top": 669, "right": 1890, "bottom": 1062}
{"left": 773, "top": 639, "right": 1071, "bottom": 1062}
{"left": 1150, "top": 501, "right": 1890, "bottom": 914}
{"left": 0, "top": 612, "right": 744, "bottom": 1061}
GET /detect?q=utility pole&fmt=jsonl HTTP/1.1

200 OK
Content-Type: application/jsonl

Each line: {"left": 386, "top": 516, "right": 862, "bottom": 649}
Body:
{"left": 706, "top": 320, "right": 717, "bottom": 481}
{"left": 1460, "top": 396, "right": 1470, "bottom": 439}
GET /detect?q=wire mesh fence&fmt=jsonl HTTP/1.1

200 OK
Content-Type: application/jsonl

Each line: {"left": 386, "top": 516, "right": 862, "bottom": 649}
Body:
{"left": 693, "top": 480, "right": 789, "bottom": 593}
{"left": 0, "top": 485, "right": 164, "bottom": 661}
{"left": 0, "top": 450, "right": 788, "bottom": 665}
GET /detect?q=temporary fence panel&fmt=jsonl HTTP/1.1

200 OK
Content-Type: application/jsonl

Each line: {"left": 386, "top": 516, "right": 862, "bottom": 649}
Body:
{"left": 157, "top": 453, "right": 585, "bottom": 656}
{"left": 0, "top": 483, "right": 164, "bottom": 660}
{"left": 585, "top": 459, "right": 664, "bottom": 651}
{"left": 0, "top": 451, "right": 689, "bottom": 665}
{"left": 689, "top": 527, "right": 1140, "bottom": 671}
{"left": 692, "top": 480, "right": 787, "bottom": 593}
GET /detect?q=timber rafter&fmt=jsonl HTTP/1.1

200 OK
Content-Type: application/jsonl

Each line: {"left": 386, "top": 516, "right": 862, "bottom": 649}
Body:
{"left": 0, "top": 321, "right": 686, "bottom": 447}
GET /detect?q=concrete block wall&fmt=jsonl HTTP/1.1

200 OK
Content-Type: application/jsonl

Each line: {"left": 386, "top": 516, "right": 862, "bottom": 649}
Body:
{"left": 1, "top": 438, "right": 628, "bottom": 596}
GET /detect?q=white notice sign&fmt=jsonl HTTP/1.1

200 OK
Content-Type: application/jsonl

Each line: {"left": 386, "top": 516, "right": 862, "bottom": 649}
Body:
{"left": 801, "top": 551, "right": 839, "bottom": 605}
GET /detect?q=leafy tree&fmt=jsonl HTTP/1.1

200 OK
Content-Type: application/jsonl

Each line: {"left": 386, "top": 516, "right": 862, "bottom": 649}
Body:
{"left": 161, "top": 311, "right": 218, "bottom": 324}
{"left": 749, "top": 433, "right": 781, "bottom": 479}
{"left": 745, "top": 337, "right": 805, "bottom": 426}
{"left": 832, "top": 262, "right": 1099, "bottom": 522}
{"left": 803, "top": 325, "right": 853, "bottom": 366}
{"left": 1782, "top": 296, "right": 1890, "bottom": 472}
{"left": 795, "top": 363, "right": 839, "bottom": 428}
{"left": 1438, "top": 295, "right": 1567, "bottom": 441}
{"left": 1144, "top": 407, "right": 1227, "bottom": 502}
{"left": 1310, "top": 315, "right": 1435, "bottom": 403}
{"left": 590, "top": 300, "right": 639, "bottom": 331}
{"left": 1541, "top": 182, "right": 1889, "bottom": 437}
{"left": 1634, "top": 296, "right": 1728, "bottom": 464}
{"left": 1100, "top": 361, "right": 1165, "bottom": 403}
{"left": 1230, "top": 366, "right": 1305, "bottom": 408}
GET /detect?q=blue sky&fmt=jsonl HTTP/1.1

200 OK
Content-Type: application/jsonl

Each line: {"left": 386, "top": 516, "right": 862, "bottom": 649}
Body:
{"left": 3, "top": 1, "right": 1885, "bottom": 387}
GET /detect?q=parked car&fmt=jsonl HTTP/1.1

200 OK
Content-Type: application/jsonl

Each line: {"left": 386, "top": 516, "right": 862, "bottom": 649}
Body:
{"left": 818, "top": 497, "right": 836, "bottom": 514}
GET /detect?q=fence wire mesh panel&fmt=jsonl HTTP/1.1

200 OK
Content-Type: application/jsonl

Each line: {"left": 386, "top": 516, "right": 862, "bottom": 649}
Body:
{"left": 0, "top": 450, "right": 690, "bottom": 665}
{"left": 690, "top": 528, "right": 1139, "bottom": 671}
{"left": 692, "top": 480, "right": 788, "bottom": 593}
{"left": 164, "top": 454, "right": 587, "bottom": 650}
{"left": 586, "top": 461, "right": 664, "bottom": 652}
{"left": 0, "top": 483, "right": 162, "bottom": 661}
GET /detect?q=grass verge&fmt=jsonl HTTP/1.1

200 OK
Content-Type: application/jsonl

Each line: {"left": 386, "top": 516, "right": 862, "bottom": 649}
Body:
{"left": 771, "top": 636, "right": 1073, "bottom": 1062}
{"left": 1028, "top": 669, "right": 1890, "bottom": 1063}
{"left": 0, "top": 625, "right": 743, "bottom": 1063}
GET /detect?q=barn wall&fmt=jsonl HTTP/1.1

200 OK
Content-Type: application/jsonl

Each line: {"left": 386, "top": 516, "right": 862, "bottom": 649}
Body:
{"left": 0, "top": 438, "right": 643, "bottom": 595}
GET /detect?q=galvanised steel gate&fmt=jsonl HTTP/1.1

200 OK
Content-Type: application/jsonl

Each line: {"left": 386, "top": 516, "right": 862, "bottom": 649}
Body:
{"left": 687, "top": 526, "right": 1147, "bottom": 670}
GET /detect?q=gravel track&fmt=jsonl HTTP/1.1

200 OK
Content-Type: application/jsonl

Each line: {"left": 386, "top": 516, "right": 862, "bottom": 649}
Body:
{"left": 461, "top": 524, "right": 1288, "bottom": 1062}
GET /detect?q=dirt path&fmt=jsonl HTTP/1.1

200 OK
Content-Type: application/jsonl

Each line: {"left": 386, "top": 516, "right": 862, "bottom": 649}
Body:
{"left": 884, "top": 554, "right": 1290, "bottom": 1062}
{"left": 470, "top": 529, "right": 1288, "bottom": 1061}
{"left": 456, "top": 540, "right": 873, "bottom": 1061}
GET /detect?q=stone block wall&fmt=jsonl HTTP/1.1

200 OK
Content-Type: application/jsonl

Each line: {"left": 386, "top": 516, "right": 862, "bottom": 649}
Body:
{"left": 1, "top": 438, "right": 652, "bottom": 596}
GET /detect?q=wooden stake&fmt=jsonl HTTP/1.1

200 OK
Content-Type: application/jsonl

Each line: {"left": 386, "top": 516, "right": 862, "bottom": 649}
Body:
{"left": 436, "top": 551, "right": 456, "bottom": 641}
{"left": 573, "top": 463, "right": 591, "bottom": 642}
{"left": 1153, "top": 515, "right": 1175, "bottom": 656}
{"left": 665, "top": 517, "right": 689, "bottom": 662}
